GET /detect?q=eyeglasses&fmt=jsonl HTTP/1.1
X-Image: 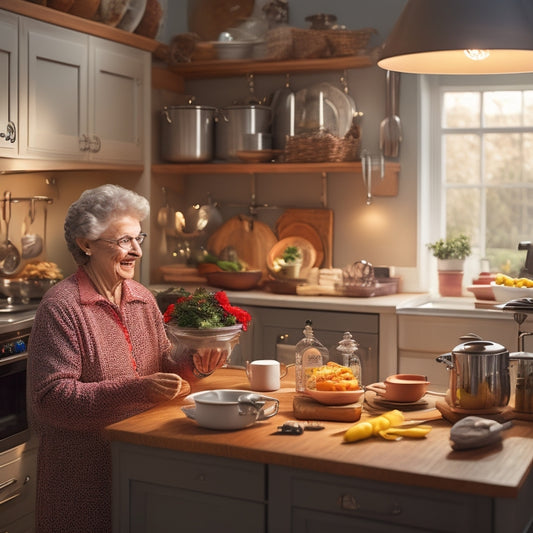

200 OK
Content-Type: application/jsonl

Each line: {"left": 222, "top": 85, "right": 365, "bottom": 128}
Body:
{"left": 97, "top": 233, "right": 147, "bottom": 250}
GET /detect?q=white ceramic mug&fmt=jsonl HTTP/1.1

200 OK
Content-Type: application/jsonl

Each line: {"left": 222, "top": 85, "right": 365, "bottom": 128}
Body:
{"left": 246, "top": 359, "right": 287, "bottom": 392}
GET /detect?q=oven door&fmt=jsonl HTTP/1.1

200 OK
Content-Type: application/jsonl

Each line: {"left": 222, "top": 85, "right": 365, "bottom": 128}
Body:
{"left": 0, "top": 353, "right": 29, "bottom": 453}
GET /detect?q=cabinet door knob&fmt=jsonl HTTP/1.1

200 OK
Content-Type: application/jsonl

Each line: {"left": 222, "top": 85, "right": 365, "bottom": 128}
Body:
{"left": 0, "top": 121, "right": 16, "bottom": 143}
{"left": 79, "top": 134, "right": 90, "bottom": 151}
{"left": 89, "top": 135, "right": 101, "bottom": 153}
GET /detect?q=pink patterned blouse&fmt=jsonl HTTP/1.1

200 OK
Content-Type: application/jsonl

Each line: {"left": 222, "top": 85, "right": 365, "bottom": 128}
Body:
{"left": 28, "top": 268, "right": 174, "bottom": 533}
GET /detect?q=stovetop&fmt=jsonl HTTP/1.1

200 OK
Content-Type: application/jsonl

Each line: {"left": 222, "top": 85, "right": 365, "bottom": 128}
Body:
{"left": 0, "top": 300, "right": 37, "bottom": 333}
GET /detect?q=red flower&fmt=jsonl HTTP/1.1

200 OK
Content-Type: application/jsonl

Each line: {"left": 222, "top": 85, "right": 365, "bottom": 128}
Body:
{"left": 163, "top": 303, "right": 175, "bottom": 323}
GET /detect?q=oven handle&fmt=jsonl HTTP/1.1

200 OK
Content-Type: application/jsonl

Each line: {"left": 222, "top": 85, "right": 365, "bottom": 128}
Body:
{"left": 0, "top": 477, "right": 21, "bottom": 505}
{"left": 0, "top": 352, "right": 27, "bottom": 367}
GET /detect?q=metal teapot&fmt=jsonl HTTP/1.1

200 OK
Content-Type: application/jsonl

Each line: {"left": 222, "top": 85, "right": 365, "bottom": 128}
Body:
{"left": 436, "top": 334, "right": 510, "bottom": 413}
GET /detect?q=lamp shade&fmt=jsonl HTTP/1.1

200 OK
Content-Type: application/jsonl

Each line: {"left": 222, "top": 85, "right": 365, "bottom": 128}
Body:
{"left": 378, "top": 0, "right": 533, "bottom": 74}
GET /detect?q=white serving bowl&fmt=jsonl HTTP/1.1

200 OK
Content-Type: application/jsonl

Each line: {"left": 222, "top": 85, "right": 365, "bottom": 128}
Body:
{"left": 212, "top": 41, "right": 254, "bottom": 60}
{"left": 490, "top": 282, "right": 533, "bottom": 303}
{"left": 182, "top": 389, "right": 279, "bottom": 430}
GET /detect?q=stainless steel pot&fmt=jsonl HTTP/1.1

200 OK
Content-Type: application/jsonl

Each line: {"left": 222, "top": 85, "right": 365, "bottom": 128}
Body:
{"left": 160, "top": 105, "right": 216, "bottom": 162}
{"left": 215, "top": 105, "right": 272, "bottom": 161}
{"left": 436, "top": 336, "right": 510, "bottom": 412}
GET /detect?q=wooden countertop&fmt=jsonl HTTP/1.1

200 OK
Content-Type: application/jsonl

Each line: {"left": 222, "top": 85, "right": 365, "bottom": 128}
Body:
{"left": 105, "top": 368, "right": 533, "bottom": 499}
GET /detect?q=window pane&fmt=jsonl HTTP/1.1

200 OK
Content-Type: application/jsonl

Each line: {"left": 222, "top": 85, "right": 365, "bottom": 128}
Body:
{"left": 524, "top": 133, "right": 533, "bottom": 181}
{"left": 443, "top": 92, "right": 479, "bottom": 128}
{"left": 486, "top": 187, "right": 533, "bottom": 274}
{"left": 524, "top": 91, "right": 533, "bottom": 126}
{"left": 484, "top": 133, "right": 522, "bottom": 184}
{"left": 483, "top": 91, "right": 522, "bottom": 127}
{"left": 446, "top": 188, "right": 479, "bottom": 246}
{"left": 444, "top": 134, "right": 480, "bottom": 184}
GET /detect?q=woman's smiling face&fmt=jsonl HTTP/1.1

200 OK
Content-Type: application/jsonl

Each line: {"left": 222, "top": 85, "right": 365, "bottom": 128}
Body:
{"left": 87, "top": 216, "right": 143, "bottom": 285}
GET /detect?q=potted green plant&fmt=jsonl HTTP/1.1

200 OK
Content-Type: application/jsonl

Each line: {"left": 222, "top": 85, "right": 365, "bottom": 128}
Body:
{"left": 427, "top": 234, "right": 472, "bottom": 296}
{"left": 273, "top": 245, "right": 303, "bottom": 279}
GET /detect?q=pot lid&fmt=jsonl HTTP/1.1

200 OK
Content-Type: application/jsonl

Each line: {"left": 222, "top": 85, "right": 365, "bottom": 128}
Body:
{"left": 453, "top": 339, "right": 507, "bottom": 355}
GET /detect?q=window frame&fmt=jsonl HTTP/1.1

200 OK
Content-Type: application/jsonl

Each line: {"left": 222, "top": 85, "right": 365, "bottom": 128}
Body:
{"left": 420, "top": 73, "right": 533, "bottom": 291}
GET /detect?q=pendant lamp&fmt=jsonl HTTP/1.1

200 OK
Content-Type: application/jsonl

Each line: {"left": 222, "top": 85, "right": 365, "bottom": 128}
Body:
{"left": 378, "top": 0, "right": 533, "bottom": 74}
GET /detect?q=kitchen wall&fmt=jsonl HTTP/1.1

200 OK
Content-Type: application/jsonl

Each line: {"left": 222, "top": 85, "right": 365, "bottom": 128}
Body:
{"left": 156, "top": 0, "right": 422, "bottom": 290}
{"left": 5, "top": 1, "right": 421, "bottom": 290}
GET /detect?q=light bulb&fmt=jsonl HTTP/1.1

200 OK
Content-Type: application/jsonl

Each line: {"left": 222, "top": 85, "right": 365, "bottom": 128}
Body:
{"left": 464, "top": 49, "right": 490, "bottom": 61}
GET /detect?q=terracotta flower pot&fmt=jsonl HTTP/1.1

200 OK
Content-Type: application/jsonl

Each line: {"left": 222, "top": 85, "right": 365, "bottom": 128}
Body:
{"left": 438, "top": 271, "right": 464, "bottom": 297}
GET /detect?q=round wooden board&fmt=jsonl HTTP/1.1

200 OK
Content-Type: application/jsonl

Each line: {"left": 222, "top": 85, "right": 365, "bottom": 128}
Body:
{"left": 277, "top": 222, "right": 324, "bottom": 268}
{"left": 207, "top": 215, "right": 277, "bottom": 277}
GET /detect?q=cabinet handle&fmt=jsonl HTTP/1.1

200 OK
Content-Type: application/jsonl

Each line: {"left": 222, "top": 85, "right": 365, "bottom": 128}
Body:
{"left": 338, "top": 493, "right": 402, "bottom": 516}
{"left": 79, "top": 134, "right": 90, "bottom": 151}
{"left": 0, "top": 478, "right": 21, "bottom": 506}
{"left": 0, "top": 121, "right": 16, "bottom": 143}
{"left": 89, "top": 135, "right": 101, "bottom": 153}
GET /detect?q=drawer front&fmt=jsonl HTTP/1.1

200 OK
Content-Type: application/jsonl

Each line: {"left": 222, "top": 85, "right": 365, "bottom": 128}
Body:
{"left": 0, "top": 449, "right": 36, "bottom": 529}
{"left": 269, "top": 466, "right": 492, "bottom": 533}
{"left": 114, "top": 442, "right": 266, "bottom": 501}
{"left": 130, "top": 480, "right": 265, "bottom": 533}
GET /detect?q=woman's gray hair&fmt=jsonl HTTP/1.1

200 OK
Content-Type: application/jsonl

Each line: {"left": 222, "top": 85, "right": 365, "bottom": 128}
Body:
{"left": 65, "top": 184, "right": 150, "bottom": 265}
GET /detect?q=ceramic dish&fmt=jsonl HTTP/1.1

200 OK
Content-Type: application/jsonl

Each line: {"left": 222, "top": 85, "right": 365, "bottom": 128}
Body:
{"left": 490, "top": 282, "right": 533, "bottom": 303}
{"left": 466, "top": 284, "right": 495, "bottom": 301}
{"left": 204, "top": 270, "right": 262, "bottom": 291}
{"left": 183, "top": 389, "right": 279, "bottom": 430}
{"left": 294, "top": 82, "right": 356, "bottom": 138}
{"left": 236, "top": 150, "right": 277, "bottom": 163}
{"left": 211, "top": 40, "right": 254, "bottom": 60}
{"left": 117, "top": 0, "right": 147, "bottom": 31}
{"left": 304, "top": 388, "right": 364, "bottom": 406}
{"left": 99, "top": 0, "right": 130, "bottom": 27}
{"left": 365, "top": 386, "right": 435, "bottom": 412}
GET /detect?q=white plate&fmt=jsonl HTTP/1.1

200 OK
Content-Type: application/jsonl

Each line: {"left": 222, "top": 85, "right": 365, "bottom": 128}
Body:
{"left": 117, "top": 0, "right": 147, "bottom": 31}
{"left": 294, "top": 82, "right": 356, "bottom": 137}
{"left": 490, "top": 282, "right": 533, "bottom": 303}
{"left": 100, "top": 0, "right": 130, "bottom": 27}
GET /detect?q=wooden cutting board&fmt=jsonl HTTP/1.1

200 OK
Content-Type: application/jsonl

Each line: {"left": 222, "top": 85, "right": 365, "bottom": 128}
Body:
{"left": 293, "top": 395, "right": 362, "bottom": 422}
{"left": 207, "top": 215, "right": 277, "bottom": 277}
{"left": 276, "top": 208, "right": 334, "bottom": 268}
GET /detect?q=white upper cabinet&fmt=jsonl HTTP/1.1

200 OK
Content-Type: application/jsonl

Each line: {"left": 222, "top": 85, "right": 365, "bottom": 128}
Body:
{"left": 0, "top": 10, "right": 18, "bottom": 157}
{"left": 19, "top": 18, "right": 87, "bottom": 160}
{"left": 18, "top": 17, "right": 146, "bottom": 164}
{"left": 89, "top": 37, "right": 145, "bottom": 163}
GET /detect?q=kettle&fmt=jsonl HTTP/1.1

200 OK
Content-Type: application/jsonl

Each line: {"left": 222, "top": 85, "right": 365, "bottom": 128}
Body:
{"left": 436, "top": 334, "right": 510, "bottom": 413}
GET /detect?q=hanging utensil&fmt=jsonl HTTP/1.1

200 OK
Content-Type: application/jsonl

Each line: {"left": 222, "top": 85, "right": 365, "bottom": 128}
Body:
{"left": 0, "top": 191, "right": 21, "bottom": 276}
{"left": 388, "top": 70, "right": 403, "bottom": 158}
{"left": 156, "top": 187, "right": 172, "bottom": 255}
{"left": 21, "top": 198, "right": 43, "bottom": 259}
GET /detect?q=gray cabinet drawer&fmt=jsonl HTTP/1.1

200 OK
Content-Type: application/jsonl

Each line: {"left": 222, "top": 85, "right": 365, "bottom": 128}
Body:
{"left": 113, "top": 442, "right": 266, "bottom": 501}
{"left": 269, "top": 466, "right": 492, "bottom": 533}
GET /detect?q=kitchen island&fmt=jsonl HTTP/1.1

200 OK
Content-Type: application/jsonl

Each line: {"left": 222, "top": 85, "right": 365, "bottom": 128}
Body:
{"left": 106, "top": 368, "right": 533, "bottom": 533}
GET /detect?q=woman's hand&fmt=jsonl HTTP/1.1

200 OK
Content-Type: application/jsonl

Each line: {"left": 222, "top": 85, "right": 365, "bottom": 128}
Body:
{"left": 193, "top": 347, "right": 229, "bottom": 377}
{"left": 141, "top": 372, "right": 190, "bottom": 402}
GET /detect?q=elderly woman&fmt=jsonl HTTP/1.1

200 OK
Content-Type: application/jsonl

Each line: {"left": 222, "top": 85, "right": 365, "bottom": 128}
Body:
{"left": 28, "top": 184, "right": 189, "bottom": 533}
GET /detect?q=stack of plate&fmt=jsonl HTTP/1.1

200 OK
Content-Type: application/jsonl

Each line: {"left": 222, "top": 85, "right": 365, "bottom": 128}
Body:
{"left": 99, "top": 0, "right": 147, "bottom": 32}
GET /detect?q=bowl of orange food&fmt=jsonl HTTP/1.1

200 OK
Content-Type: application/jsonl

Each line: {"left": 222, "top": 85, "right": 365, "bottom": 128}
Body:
{"left": 304, "top": 361, "right": 364, "bottom": 405}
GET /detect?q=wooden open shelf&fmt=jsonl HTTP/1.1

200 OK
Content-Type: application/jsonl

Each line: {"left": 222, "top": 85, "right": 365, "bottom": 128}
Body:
{"left": 152, "top": 161, "right": 400, "bottom": 196}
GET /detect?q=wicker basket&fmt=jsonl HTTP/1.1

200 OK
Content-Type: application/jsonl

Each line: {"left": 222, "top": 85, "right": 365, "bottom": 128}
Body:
{"left": 284, "top": 131, "right": 360, "bottom": 163}
{"left": 266, "top": 26, "right": 376, "bottom": 60}
{"left": 323, "top": 28, "right": 376, "bottom": 57}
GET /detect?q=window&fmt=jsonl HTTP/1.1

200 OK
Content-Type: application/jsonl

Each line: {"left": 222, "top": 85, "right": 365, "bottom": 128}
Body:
{"left": 425, "top": 74, "right": 533, "bottom": 281}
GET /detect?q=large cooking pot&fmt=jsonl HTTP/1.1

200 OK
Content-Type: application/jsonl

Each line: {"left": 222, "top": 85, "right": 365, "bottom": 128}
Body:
{"left": 215, "top": 105, "right": 271, "bottom": 161}
{"left": 436, "top": 335, "right": 510, "bottom": 413}
{"left": 160, "top": 105, "right": 216, "bottom": 162}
